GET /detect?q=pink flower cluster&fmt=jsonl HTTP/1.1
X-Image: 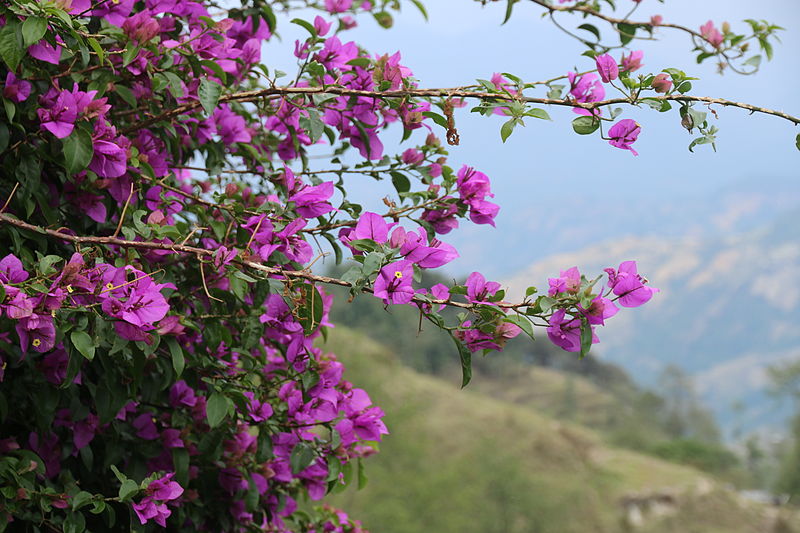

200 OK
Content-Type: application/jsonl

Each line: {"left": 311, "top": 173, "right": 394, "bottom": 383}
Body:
{"left": 546, "top": 261, "right": 657, "bottom": 352}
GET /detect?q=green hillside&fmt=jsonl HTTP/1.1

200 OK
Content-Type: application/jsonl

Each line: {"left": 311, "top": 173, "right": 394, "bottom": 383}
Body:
{"left": 323, "top": 328, "right": 800, "bottom": 533}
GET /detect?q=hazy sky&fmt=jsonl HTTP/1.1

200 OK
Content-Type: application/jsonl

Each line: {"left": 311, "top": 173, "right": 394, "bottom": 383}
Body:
{"left": 270, "top": 0, "right": 800, "bottom": 276}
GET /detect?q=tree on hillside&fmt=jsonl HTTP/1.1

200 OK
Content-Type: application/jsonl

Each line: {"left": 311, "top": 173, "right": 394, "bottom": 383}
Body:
{"left": 0, "top": 0, "right": 795, "bottom": 530}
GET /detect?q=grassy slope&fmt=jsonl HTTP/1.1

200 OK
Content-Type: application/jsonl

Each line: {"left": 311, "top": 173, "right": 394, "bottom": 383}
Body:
{"left": 322, "top": 328, "right": 800, "bottom": 533}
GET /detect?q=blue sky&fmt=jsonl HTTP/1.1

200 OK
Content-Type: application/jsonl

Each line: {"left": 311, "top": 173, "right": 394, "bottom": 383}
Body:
{"left": 271, "top": 0, "right": 799, "bottom": 276}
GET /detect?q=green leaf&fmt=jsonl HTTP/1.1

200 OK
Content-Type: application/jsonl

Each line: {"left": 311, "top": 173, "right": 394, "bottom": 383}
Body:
{"left": 0, "top": 122, "right": 9, "bottom": 153}
{"left": 62, "top": 511, "right": 86, "bottom": 533}
{"left": 162, "top": 71, "right": 185, "bottom": 99}
{"left": 110, "top": 465, "right": 127, "bottom": 484}
{"left": 373, "top": 11, "right": 393, "bottom": 29}
{"left": 296, "top": 285, "right": 324, "bottom": 335}
{"left": 346, "top": 57, "right": 371, "bottom": 68}
{"left": 63, "top": 128, "right": 95, "bottom": 175}
{"left": 571, "top": 116, "right": 600, "bottom": 135}
{"left": 199, "top": 60, "right": 227, "bottom": 85}
{"left": 87, "top": 37, "right": 104, "bottom": 65}
{"left": 357, "top": 457, "right": 368, "bottom": 490}
{"left": 206, "top": 392, "right": 231, "bottom": 428}
{"left": 70, "top": 330, "right": 95, "bottom": 361}
{"left": 579, "top": 321, "right": 593, "bottom": 359}
{"left": 114, "top": 85, "right": 137, "bottom": 108}
{"left": 502, "top": 0, "right": 519, "bottom": 24}
{"left": 71, "top": 491, "right": 94, "bottom": 511}
{"left": 290, "top": 18, "right": 317, "bottom": 37}
{"left": 298, "top": 109, "right": 325, "bottom": 143}
{"left": 390, "top": 171, "right": 410, "bottom": 194}
{"left": 618, "top": 22, "right": 637, "bottom": 46}
{"left": 172, "top": 448, "right": 190, "bottom": 487}
{"left": 3, "top": 98, "right": 14, "bottom": 122}
{"left": 577, "top": 23, "right": 601, "bottom": 42}
{"left": 118, "top": 479, "right": 139, "bottom": 501}
{"left": 743, "top": 54, "right": 762, "bottom": 68}
{"left": 422, "top": 111, "right": 448, "bottom": 129}
{"left": 451, "top": 335, "right": 472, "bottom": 388}
{"left": 166, "top": 338, "right": 185, "bottom": 378}
{"left": 198, "top": 78, "right": 222, "bottom": 116}
{"left": 245, "top": 475, "right": 260, "bottom": 511}
{"left": 0, "top": 23, "right": 23, "bottom": 72}
{"left": 503, "top": 314, "right": 535, "bottom": 341}
{"left": 538, "top": 296, "right": 556, "bottom": 312}
{"left": 22, "top": 17, "right": 47, "bottom": 48}
{"left": 290, "top": 443, "right": 316, "bottom": 474}
{"left": 500, "top": 118, "right": 516, "bottom": 143}
{"left": 410, "top": 0, "right": 428, "bottom": 20}
{"left": 525, "top": 108, "right": 551, "bottom": 120}
{"left": 759, "top": 37, "right": 773, "bottom": 61}
{"left": 640, "top": 98, "right": 671, "bottom": 112}
{"left": 795, "top": 133, "right": 800, "bottom": 151}
{"left": 121, "top": 45, "right": 139, "bottom": 67}
{"left": 37, "top": 254, "right": 62, "bottom": 276}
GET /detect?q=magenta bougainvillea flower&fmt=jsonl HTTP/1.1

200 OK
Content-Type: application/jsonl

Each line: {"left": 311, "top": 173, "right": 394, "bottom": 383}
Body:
{"left": 401, "top": 148, "right": 424, "bottom": 165}
{"left": 28, "top": 39, "right": 62, "bottom": 64}
{"left": 700, "top": 20, "right": 724, "bottom": 48}
{"left": 580, "top": 295, "right": 619, "bottom": 326}
{"left": 373, "top": 260, "right": 415, "bottom": 305}
{"left": 568, "top": 71, "right": 605, "bottom": 116}
{"left": 289, "top": 181, "right": 335, "bottom": 218}
{"left": 324, "top": 0, "right": 353, "bottom": 13}
{"left": 89, "top": 121, "right": 129, "bottom": 178}
{"left": 607, "top": 119, "right": 641, "bottom": 155}
{"left": 37, "top": 89, "right": 78, "bottom": 138}
{"left": 652, "top": 73, "right": 673, "bottom": 93}
{"left": 548, "top": 266, "right": 581, "bottom": 296}
{"left": 352, "top": 211, "right": 390, "bottom": 243}
{"left": 620, "top": 50, "right": 644, "bottom": 72}
{"left": 421, "top": 199, "right": 460, "bottom": 234}
{"left": 605, "top": 260, "right": 659, "bottom": 307}
{"left": 594, "top": 54, "right": 619, "bottom": 83}
{"left": 133, "top": 473, "right": 184, "bottom": 526}
{"left": 546, "top": 310, "right": 597, "bottom": 352}
{"left": 15, "top": 313, "right": 56, "bottom": 353}
{"left": 0, "top": 254, "right": 29, "bottom": 284}
{"left": 392, "top": 227, "right": 459, "bottom": 268}
{"left": 3, "top": 73, "right": 31, "bottom": 103}
{"left": 465, "top": 272, "right": 501, "bottom": 304}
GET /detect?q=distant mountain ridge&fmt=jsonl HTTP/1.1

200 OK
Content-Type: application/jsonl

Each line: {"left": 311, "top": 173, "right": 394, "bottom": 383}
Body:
{"left": 503, "top": 205, "right": 800, "bottom": 437}
{"left": 449, "top": 175, "right": 800, "bottom": 278}
{"left": 324, "top": 328, "right": 800, "bottom": 533}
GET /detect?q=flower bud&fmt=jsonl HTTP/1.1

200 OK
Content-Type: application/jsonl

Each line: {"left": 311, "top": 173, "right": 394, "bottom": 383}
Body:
{"left": 146, "top": 210, "right": 166, "bottom": 225}
{"left": 225, "top": 183, "right": 239, "bottom": 196}
{"left": 651, "top": 73, "right": 672, "bottom": 93}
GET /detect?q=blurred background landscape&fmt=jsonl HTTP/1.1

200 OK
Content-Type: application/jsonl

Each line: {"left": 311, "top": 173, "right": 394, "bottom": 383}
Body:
{"left": 269, "top": 0, "right": 800, "bottom": 530}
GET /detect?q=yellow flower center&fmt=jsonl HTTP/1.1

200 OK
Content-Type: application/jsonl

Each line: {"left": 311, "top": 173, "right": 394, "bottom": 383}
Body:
{"left": 394, "top": 271, "right": 403, "bottom": 279}
{"left": 106, "top": 283, "right": 114, "bottom": 290}
{"left": 32, "top": 338, "right": 41, "bottom": 347}
{"left": 66, "top": 284, "right": 73, "bottom": 293}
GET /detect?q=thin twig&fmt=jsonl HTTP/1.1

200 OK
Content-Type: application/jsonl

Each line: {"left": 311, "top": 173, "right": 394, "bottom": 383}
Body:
{"left": 0, "top": 213, "right": 532, "bottom": 313}
{"left": 199, "top": 260, "right": 223, "bottom": 302}
{"left": 124, "top": 86, "right": 800, "bottom": 132}
{"left": 0, "top": 183, "right": 19, "bottom": 213}
{"left": 113, "top": 183, "right": 135, "bottom": 239}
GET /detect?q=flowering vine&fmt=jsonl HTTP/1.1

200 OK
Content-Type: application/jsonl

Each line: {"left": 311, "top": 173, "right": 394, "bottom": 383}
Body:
{"left": 0, "top": 0, "right": 795, "bottom": 531}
